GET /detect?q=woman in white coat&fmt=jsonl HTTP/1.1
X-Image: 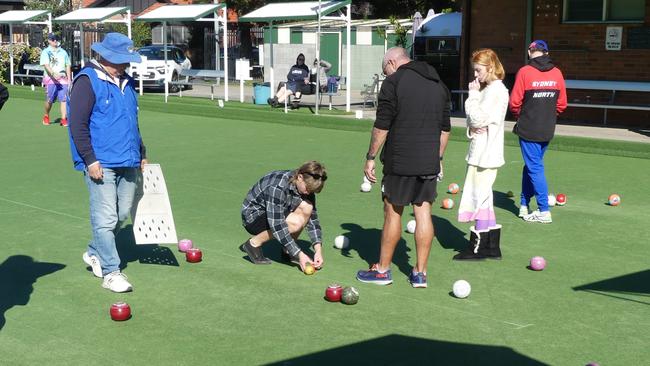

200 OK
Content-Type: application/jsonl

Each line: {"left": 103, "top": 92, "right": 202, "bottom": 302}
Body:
{"left": 454, "top": 48, "right": 509, "bottom": 261}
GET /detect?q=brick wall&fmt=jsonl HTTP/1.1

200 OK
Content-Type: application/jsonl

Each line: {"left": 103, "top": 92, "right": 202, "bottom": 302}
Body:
{"left": 466, "top": 0, "right": 528, "bottom": 85}
{"left": 467, "top": 0, "right": 650, "bottom": 127}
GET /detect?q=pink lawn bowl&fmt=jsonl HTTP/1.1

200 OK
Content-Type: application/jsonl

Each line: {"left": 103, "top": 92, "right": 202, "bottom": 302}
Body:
{"left": 530, "top": 256, "right": 546, "bottom": 271}
{"left": 178, "top": 239, "right": 193, "bottom": 252}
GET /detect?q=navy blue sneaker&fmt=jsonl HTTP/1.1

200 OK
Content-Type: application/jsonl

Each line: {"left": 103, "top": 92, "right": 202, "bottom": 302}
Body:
{"left": 356, "top": 264, "right": 393, "bottom": 285}
{"left": 408, "top": 271, "right": 427, "bottom": 288}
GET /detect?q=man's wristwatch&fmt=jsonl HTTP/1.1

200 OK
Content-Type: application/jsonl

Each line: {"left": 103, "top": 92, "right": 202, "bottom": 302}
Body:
{"left": 366, "top": 153, "right": 375, "bottom": 160}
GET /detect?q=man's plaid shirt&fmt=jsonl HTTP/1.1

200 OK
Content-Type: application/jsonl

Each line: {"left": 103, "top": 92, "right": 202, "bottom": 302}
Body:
{"left": 241, "top": 170, "right": 322, "bottom": 257}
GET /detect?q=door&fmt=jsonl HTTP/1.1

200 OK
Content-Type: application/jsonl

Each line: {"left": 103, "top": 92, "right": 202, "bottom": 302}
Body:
{"left": 319, "top": 32, "right": 339, "bottom": 76}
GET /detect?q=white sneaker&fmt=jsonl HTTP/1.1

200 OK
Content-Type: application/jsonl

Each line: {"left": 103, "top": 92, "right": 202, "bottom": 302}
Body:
{"left": 102, "top": 271, "right": 133, "bottom": 293}
{"left": 524, "top": 210, "right": 552, "bottom": 224}
{"left": 518, "top": 206, "right": 530, "bottom": 218}
{"left": 82, "top": 252, "right": 103, "bottom": 278}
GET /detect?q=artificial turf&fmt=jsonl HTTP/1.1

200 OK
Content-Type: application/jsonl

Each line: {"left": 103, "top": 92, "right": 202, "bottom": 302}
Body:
{"left": 0, "top": 86, "right": 648, "bottom": 365}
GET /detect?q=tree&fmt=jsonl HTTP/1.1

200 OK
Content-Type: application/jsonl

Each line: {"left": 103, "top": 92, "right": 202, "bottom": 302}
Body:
{"left": 24, "top": 0, "right": 74, "bottom": 23}
{"left": 190, "top": 0, "right": 266, "bottom": 60}
{"left": 352, "top": 0, "right": 460, "bottom": 18}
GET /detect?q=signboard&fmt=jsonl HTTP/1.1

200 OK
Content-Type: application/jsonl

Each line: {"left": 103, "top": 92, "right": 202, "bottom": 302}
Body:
{"left": 627, "top": 27, "right": 650, "bottom": 49}
{"left": 605, "top": 26, "right": 622, "bottom": 51}
{"left": 235, "top": 58, "right": 252, "bottom": 81}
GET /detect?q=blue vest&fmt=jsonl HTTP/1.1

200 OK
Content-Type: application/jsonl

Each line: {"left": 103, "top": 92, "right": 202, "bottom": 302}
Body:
{"left": 68, "top": 66, "right": 142, "bottom": 171}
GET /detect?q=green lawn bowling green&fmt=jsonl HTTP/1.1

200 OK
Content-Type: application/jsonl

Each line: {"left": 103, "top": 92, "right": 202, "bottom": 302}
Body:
{"left": 0, "top": 85, "right": 648, "bottom": 365}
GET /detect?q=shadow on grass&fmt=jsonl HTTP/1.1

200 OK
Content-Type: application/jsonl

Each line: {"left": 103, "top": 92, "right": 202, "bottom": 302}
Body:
{"left": 0, "top": 255, "right": 65, "bottom": 331}
{"left": 493, "top": 190, "right": 519, "bottom": 217}
{"left": 260, "top": 239, "right": 315, "bottom": 270}
{"left": 431, "top": 215, "right": 467, "bottom": 252}
{"left": 573, "top": 269, "right": 650, "bottom": 305}
{"left": 115, "top": 225, "right": 180, "bottom": 271}
{"left": 339, "top": 223, "right": 412, "bottom": 277}
{"left": 265, "top": 334, "right": 548, "bottom": 366}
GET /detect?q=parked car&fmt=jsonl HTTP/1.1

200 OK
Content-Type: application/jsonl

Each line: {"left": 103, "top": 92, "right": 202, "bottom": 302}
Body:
{"left": 129, "top": 45, "right": 191, "bottom": 92}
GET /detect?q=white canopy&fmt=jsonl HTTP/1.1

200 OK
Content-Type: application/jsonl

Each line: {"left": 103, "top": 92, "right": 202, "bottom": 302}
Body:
{"left": 0, "top": 10, "right": 51, "bottom": 24}
{"left": 137, "top": 4, "right": 223, "bottom": 21}
{"left": 415, "top": 12, "right": 462, "bottom": 38}
{"left": 0, "top": 10, "right": 52, "bottom": 85}
{"left": 240, "top": 1, "right": 352, "bottom": 113}
{"left": 136, "top": 4, "right": 229, "bottom": 102}
{"left": 54, "top": 7, "right": 132, "bottom": 68}
{"left": 54, "top": 7, "right": 130, "bottom": 23}
{"left": 240, "top": 1, "right": 350, "bottom": 22}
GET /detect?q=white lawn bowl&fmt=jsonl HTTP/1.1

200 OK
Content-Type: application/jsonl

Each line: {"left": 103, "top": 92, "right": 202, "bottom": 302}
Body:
{"left": 334, "top": 235, "right": 349, "bottom": 249}
{"left": 452, "top": 280, "right": 471, "bottom": 299}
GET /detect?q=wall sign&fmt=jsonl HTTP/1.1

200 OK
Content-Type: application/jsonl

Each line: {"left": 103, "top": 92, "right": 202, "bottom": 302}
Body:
{"left": 605, "top": 26, "right": 622, "bottom": 51}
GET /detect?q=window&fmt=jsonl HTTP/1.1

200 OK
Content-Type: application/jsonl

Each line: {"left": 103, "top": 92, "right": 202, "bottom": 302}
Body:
{"left": 564, "top": 0, "right": 644, "bottom": 22}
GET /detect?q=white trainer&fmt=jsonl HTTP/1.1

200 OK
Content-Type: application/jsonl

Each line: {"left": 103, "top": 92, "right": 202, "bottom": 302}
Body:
{"left": 524, "top": 210, "right": 552, "bottom": 224}
{"left": 518, "top": 206, "right": 530, "bottom": 218}
{"left": 102, "top": 271, "right": 133, "bottom": 293}
{"left": 82, "top": 252, "right": 103, "bottom": 278}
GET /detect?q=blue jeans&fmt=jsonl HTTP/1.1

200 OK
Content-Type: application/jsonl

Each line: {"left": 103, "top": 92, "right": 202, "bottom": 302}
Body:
{"left": 84, "top": 167, "right": 139, "bottom": 275}
{"left": 519, "top": 138, "right": 550, "bottom": 212}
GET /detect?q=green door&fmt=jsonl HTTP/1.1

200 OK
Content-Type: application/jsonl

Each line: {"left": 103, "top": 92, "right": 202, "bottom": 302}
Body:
{"left": 319, "top": 33, "right": 339, "bottom": 76}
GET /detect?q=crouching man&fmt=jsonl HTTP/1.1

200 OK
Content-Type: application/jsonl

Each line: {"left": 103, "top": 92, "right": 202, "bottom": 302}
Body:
{"left": 240, "top": 161, "right": 327, "bottom": 272}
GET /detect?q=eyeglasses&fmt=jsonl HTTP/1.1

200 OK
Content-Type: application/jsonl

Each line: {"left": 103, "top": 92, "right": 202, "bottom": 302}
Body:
{"left": 304, "top": 172, "right": 327, "bottom": 181}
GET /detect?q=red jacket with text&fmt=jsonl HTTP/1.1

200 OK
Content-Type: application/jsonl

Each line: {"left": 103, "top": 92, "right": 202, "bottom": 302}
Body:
{"left": 509, "top": 55, "right": 567, "bottom": 142}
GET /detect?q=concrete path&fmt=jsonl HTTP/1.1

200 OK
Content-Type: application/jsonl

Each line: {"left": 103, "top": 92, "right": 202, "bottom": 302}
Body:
{"left": 165, "top": 83, "right": 650, "bottom": 144}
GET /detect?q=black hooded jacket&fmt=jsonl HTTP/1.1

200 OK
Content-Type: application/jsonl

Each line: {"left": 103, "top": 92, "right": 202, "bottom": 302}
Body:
{"left": 374, "top": 61, "right": 451, "bottom": 176}
{"left": 509, "top": 55, "right": 567, "bottom": 142}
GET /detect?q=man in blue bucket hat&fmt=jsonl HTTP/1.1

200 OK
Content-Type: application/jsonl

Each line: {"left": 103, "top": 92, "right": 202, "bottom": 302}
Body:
{"left": 68, "top": 33, "right": 147, "bottom": 293}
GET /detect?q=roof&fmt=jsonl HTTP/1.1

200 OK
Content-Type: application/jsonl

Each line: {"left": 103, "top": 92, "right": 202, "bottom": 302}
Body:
{"left": 136, "top": 4, "right": 225, "bottom": 22}
{"left": 415, "top": 12, "right": 462, "bottom": 37}
{"left": 240, "top": 1, "right": 352, "bottom": 23}
{"left": 0, "top": 10, "right": 50, "bottom": 24}
{"left": 276, "top": 17, "right": 412, "bottom": 30}
{"left": 53, "top": 7, "right": 130, "bottom": 23}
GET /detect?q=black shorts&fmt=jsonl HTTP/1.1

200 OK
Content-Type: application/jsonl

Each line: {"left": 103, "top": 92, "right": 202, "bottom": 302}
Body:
{"left": 243, "top": 214, "right": 270, "bottom": 236}
{"left": 381, "top": 175, "right": 438, "bottom": 206}
{"left": 287, "top": 82, "right": 312, "bottom": 95}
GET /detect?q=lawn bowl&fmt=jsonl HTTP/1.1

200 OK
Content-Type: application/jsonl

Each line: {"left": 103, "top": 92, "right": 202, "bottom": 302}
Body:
{"left": 452, "top": 280, "right": 471, "bottom": 299}
{"left": 325, "top": 284, "right": 343, "bottom": 302}
{"left": 186, "top": 248, "right": 203, "bottom": 263}
{"left": 530, "top": 256, "right": 546, "bottom": 271}
{"left": 110, "top": 302, "right": 131, "bottom": 321}
{"left": 608, "top": 194, "right": 620, "bottom": 206}
{"left": 341, "top": 287, "right": 359, "bottom": 305}
{"left": 304, "top": 263, "right": 316, "bottom": 275}
{"left": 334, "top": 235, "right": 349, "bottom": 249}
{"left": 178, "top": 239, "right": 193, "bottom": 252}
{"left": 406, "top": 219, "right": 416, "bottom": 234}
{"left": 442, "top": 198, "right": 454, "bottom": 209}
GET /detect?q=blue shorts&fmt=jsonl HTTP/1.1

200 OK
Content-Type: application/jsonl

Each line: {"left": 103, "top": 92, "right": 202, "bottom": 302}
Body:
{"left": 46, "top": 84, "right": 68, "bottom": 103}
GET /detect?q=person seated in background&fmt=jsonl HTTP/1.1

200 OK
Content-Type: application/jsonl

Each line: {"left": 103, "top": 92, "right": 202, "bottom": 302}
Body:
{"left": 310, "top": 58, "right": 332, "bottom": 94}
{"left": 268, "top": 53, "right": 310, "bottom": 108}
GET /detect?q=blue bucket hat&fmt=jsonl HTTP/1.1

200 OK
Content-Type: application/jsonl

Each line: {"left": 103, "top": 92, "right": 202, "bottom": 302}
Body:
{"left": 91, "top": 33, "right": 141, "bottom": 64}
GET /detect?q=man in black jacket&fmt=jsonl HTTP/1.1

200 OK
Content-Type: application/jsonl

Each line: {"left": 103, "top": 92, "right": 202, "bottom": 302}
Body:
{"left": 357, "top": 47, "right": 451, "bottom": 288}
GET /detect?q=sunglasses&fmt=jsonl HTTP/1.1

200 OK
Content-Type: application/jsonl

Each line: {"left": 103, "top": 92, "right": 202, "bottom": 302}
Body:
{"left": 304, "top": 172, "right": 327, "bottom": 181}
{"left": 297, "top": 58, "right": 305, "bottom": 61}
